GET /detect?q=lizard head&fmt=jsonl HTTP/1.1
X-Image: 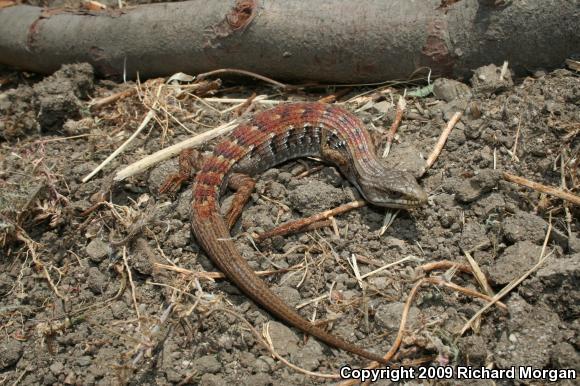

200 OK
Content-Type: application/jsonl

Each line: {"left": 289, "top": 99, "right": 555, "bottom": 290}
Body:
{"left": 353, "top": 169, "right": 428, "bottom": 209}
{"left": 318, "top": 123, "right": 427, "bottom": 210}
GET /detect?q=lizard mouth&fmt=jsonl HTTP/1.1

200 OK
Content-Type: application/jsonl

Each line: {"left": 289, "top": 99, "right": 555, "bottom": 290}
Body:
{"left": 383, "top": 198, "right": 425, "bottom": 208}
{"left": 352, "top": 179, "right": 428, "bottom": 209}
{"left": 377, "top": 190, "right": 428, "bottom": 209}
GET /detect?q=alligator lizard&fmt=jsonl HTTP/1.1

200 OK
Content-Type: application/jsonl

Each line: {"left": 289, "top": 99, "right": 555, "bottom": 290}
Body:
{"left": 191, "top": 102, "right": 427, "bottom": 364}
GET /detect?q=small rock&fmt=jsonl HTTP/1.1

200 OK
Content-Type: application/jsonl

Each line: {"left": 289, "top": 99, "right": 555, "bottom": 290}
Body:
{"left": 76, "top": 356, "right": 92, "bottom": 367}
{"left": 85, "top": 239, "right": 109, "bottom": 263}
{"left": 520, "top": 253, "right": 579, "bottom": 319}
{"left": 192, "top": 355, "right": 221, "bottom": 374}
{"left": 131, "top": 247, "right": 154, "bottom": 276}
{"left": 471, "top": 63, "right": 514, "bottom": 95}
{"left": 383, "top": 142, "right": 425, "bottom": 176}
{"left": 0, "top": 340, "right": 23, "bottom": 370}
{"left": 175, "top": 190, "right": 193, "bottom": 220}
{"left": 166, "top": 227, "right": 190, "bottom": 248}
{"left": 459, "top": 222, "right": 489, "bottom": 251}
{"left": 216, "top": 334, "right": 234, "bottom": 351}
{"left": 42, "top": 372, "right": 57, "bottom": 385}
{"left": 533, "top": 69, "right": 547, "bottom": 78}
{"left": 495, "top": 295, "right": 560, "bottom": 370}
{"left": 486, "top": 241, "right": 542, "bottom": 285}
{"left": 568, "top": 234, "right": 580, "bottom": 253}
{"left": 49, "top": 361, "right": 64, "bottom": 375}
{"left": 446, "top": 125, "right": 467, "bottom": 150}
{"left": 292, "top": 338, "right": 323, "bottom": 371}
{"left": 433, "top": 78, "right": 472, "bottom": 102}
{"left": 369, "top": 276, "right": 389, "bottom": 291}
{"left": 277, "top": 172, "right": 293, "bottom": 184}
{"left": 63, "top": 117, "right": 95, "bottom": 136}
{"left": 109, "top": 301, "right": 127, "bottom": 319}
{"left": 267, "top": 321, "right": 300, "bottom": 357}
{"left": 455, "top": 169, "right": 501, "bottom": 203}
{"left": 242, "top": 373, "right": 273, "bottom": 386}
{"left": 237, "top": 351, "right": 257, "bottom": 368}
{"left": 272, "top": 286, "right": 301, "bottom": 307}
{"left": 199, "top": 373, "right": 226, "bottom": 386}
{"left": 0, "top": 85, "right": 39, "bottom": 139}
{"left": 458, "top": 335, "right": 487, "bottom": 366}
{"left": 64, "top": 371, "right": 76, "bottom": 385}
{"left": 502, "top": 211, "right": 549, "bottom": 244}
{"left": 288, "top": 180, "right": 346, "bottom": 216}
{"left": 464, "top": 119, "right": 484, "bottom": 140}
{"left": 165, "top": 369, "right": 183, "bottom": 383}
{"left": 253, "top": 355, "right": 274, "bottom": 373}
{"left": 266, "top": 181, "right": 286, "bottom": 199}
{"left": 473, "top": 192, "right": 505, "bottom": 217}
{"left": 241, "top": 205, "right": 275, "bottom": 230}
{"left": 87, "top": 267, "right": 108, "bottom": 295}
{"left": 261, "top": 168, "right": 279, "bottom": 181}
{"left": 372, "top": 100, "right": 392, "bottom": 114}
{"left": 33, "top": 63, "right": 94, "bottom": 132}
{"left": 375, "top": 302, "right": 420, "bottom": 331}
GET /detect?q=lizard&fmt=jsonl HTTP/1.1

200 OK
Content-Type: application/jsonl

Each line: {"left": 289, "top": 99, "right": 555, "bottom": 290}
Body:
{"left": 189, "top": 102, "right": 427, "bottom": 364}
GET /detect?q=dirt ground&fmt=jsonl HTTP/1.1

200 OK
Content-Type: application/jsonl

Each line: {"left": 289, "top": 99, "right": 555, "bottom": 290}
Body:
{"left": 0, "top": 58, "right": 578, "bottom": 386}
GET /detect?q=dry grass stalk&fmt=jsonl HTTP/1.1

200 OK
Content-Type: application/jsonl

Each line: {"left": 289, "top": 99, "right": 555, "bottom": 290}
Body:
{"left": 83, "top": 109, "right": 157, "bottom": 182}
{"left": 378, "top": 209, "right": 399, "bottom": 236}
{"left": 502, "top": 171, "right": 580, "bottom": 206}
{"left": 114, "top": 119, "right": 239, "bottom": 181}
{"left": 154, "top": 262, "right": 298, "bottom": 280}
{"left": 203, "top": 97, "right": 282, "bottom": 105}
{"left": 196, "top": 68, "right": 288, "bottom": 89}
{"left": 462, "top": 249, "right": 494, "bottom": 296}
{"left": 359, "top": 255, "right": 418, "bottom": 280}
{"left": 122, "top": 246, "right": 141, "bottom": 330}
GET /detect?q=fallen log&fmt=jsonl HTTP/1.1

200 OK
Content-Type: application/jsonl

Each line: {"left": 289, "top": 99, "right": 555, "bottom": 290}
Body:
{"left": 0, "top": 0, "right": 577, "bottom": 82}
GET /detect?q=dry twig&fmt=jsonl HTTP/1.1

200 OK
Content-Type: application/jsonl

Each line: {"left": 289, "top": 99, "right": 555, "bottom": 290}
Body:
{"left": 253, "top": 200, "right": 366, "bottom": 242}
{"left": 382, "top": 95, "right": 406, "bottom": 157}
{"left": 502, "top": 172, "right": 580, "bottom": 206}
{"left": 90, "top": 87, "right": 137, "bottom": 110}
{"left": 421, "top": 111, "right": 462, "bottom": 176}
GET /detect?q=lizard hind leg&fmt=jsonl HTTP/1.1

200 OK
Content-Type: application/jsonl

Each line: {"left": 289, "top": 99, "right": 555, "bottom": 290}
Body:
{"left": 159, "top": 148, "right": 204, "bottom": 194}
{"left": 224, "top": 173, "right": 256, "bottom": 230}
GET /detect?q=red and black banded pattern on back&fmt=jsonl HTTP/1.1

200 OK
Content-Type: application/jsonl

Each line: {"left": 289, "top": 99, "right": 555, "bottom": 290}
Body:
{"left": 190, "top": 102, "right": 426, "bottom": 364}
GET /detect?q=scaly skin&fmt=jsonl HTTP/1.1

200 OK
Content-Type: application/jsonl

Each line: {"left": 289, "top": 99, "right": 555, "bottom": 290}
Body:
{"left": 191, "top": 102, "right": 427, "bottom": 364}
